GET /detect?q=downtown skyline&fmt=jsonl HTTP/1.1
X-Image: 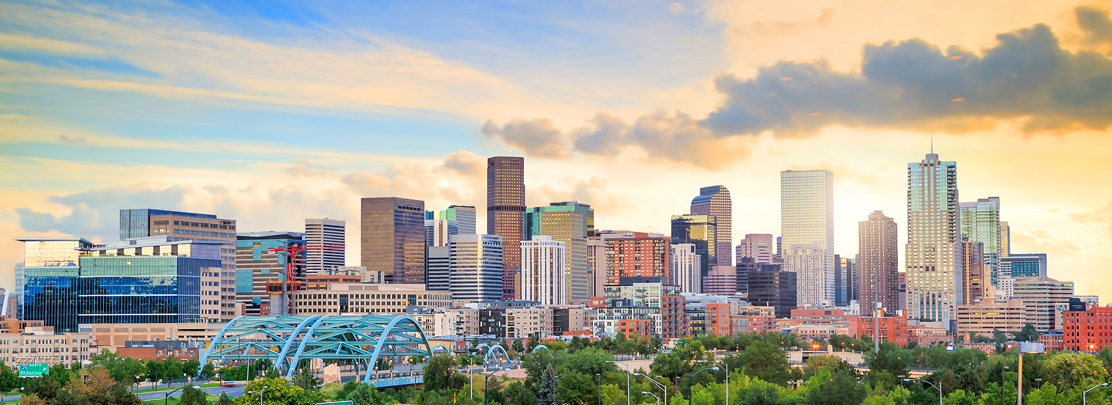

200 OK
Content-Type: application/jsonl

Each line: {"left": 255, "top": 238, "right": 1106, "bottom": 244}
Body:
{"left": 2, "top": 0, "right": 1111, "bottom": 303}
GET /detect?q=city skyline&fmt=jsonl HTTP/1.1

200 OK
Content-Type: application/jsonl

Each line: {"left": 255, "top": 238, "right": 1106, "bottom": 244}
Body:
{"left": 2, "top": 0, "right": 1111, "bottom": 303}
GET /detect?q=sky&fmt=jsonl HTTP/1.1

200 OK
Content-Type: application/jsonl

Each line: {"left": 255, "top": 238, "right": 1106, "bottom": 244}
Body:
{"left": 2, "top": 0, "right": 1111, "bottom": 300}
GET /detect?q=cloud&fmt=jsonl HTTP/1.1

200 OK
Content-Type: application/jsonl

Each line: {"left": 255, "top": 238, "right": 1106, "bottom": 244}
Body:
{"left": 485, "top": 18, "right": 1112, "bottom": 168}
{"left": 1070, "top": 202, "right": 1112, "bottom": 234}
{"left": 481, "top": 118, "right": 569, "bottom": 159}
{"left": 1011, "top": 229, "right": 1082, "bottom": 254}
{"left": 1076, "top": 5, "right": 1112, "bottom": 48}
{"left": 669, "top": 3, "right": 701, "bottom": 15}
{"left": 16, "top": 185, "right": 191, "bottom": 238}
{"left": 57, "top": 134, "right": 87, "bottom": 144}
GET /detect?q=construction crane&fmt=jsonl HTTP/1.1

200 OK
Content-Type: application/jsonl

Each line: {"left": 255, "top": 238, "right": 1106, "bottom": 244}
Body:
{"left": 266, "top": 244, "right": 345, "bottom": 316}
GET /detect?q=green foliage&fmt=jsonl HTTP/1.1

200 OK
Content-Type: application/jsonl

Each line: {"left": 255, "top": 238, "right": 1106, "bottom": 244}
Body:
{"left": 233, "top": 377, "right": 321, "bottom": 405}
{"left": 347, "top": 382, "right": 389, "bottom": 405}
{"left": 803, "top": 368, "right": 866, "bottom": 405}
{"left": 738, "top": 340, "right": 794, "bottom": 386}
{"left": 512, "top": 339, "right": 525, "bottom": 353}
{"left": 538, "top": 364, "right": 558, "bottom": 405}
{"left": 1013, "top": 324, "right": 1041, "bottom": 342}
{"left": 863, "top": 342, "right": 909, "bottom": 379}
{"left": 0, "top": 361, "right": 20, "bottom": 392}
{"left": 504, "top": 381, "right": 538, "bottom": 405}
{"left": 556, "top": 372, "right": 597, "bottom": 405}
{"left": 217, "top": 392, "right": 234, "bottom": 405}
{"left": 1041, "top": 352, "right": 1109, "bottom": 393}
{"left": 291, "top": 367, "right": 321, "bottom": 391}
{"left": 179, "top": 386, "right": 208, "bottom": 405}
{"left": 422, "top": 353, "right": 457, "bottom": 391}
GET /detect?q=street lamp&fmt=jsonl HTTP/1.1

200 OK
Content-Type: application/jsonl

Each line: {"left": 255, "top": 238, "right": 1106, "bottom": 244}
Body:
{"left": 596, "top": 373, "right": 601, "bottom": 405}
{"left": 607, "top": 360, "right": 631, "bottom": 405}
{"left": 1084, "top": 383, "right": 1108, "bottom": 405}
{"left": 1016, "top": 342, "right": 1044, "bottom": 405}
{"left": 634, "top": 372, "right": 666, "bottom": 405}
{"left": 908, "top": 378, "right": 941, "bottom": 405}
{"left": 246, "top": 385, "right": 268, "bottom": 405}
{"left": 688, "top": 367, "right": 719, "bottom": 405}
{"left": 165, "top": 385, "right": 201, "bottom": 405}
{"left": 1002, "top": 366, "right": 1009, "bottom": 405}
{"left": 642, "top": 391, "right": 660, "bottom": 405}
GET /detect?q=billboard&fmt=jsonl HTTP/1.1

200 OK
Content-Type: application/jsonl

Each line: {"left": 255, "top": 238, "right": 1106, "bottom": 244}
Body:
{"left": 18, "top": 363, "right": 49, "bottom": 377}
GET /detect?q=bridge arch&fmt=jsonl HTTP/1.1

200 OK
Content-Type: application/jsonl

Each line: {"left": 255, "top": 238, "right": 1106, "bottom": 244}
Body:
{"left": 483, "top": 344, "right": 510, "bottom": 366}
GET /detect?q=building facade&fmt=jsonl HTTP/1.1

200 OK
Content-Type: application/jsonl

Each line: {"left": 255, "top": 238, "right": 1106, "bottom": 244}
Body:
{"left": 956, "top": 299, "right": 1027, "bottom": 337}
{"left": 1012, "top": 277, "right": 1073, "bottom": 332}
{"left": 690, "top": 185, "right": 732, "bottom": 267}
{"left": 906, "top": 152, "right": 961, "bottom": 324}
{"left": 305, "top": 218, "right": 345, "bottom": 275}
{"left": 235, "top": 232, "right": 305, "bottom": 316}
{"left": 671, "top": 214, "right": 717, "bottom": 277}
{"left": 702, "top": 266, "right": 737, "bottom": 296}
{"left": 449, "top": 234, "right": 504, "bottom": 302}
{"left": 600, "top": 231, "right": 671, "bottom": 284}
{"left": 487, "top": 156, "right": 526, "bottom": 299}
{"left": 0, "top": 331, "right": 91, "bottom": 365}
{"left": 593, "top": 280, "right": 686, "bottom": 339}
{"left": 426, "top": 246, "right": 451, "bottom": 292}
{"left": 859, "top": 210, "right": 899, "bottom": 313}
{"left": 520, "top": 236, "right": 566, "bottom": 305}
{"left": 292, "top": 284, "right": 452, "bottom": 316}
{"left": 428, "top": 205, "right": 477, "bottom": 235}
{"left": 736, "top": 234, "right": 775, "bottom": 265}
{"left": 746, "top": 267, "right": 798, "bottom": 318}
{"left": 360, "top": 197, "right": 426, "bottom": 284}
{"left": 833, "top": 255, "right": 857, "bottom": 307}
{"left": 959, "top": 198, "right": 1002, "bottom": 288}
{"left": 669, "top": 243, "right": 701, "bottom": 293}
{"left": 959, "top": 242, "right": 986, "bottom": 304}
{"left": 525, "top": 202, "right": 591, "bottom": 303}
{"left": 1063, "top": 306, "right": 1112, "bottom": 352}
{"left": 781, "top": 170, "right": 835, "bottom": 305}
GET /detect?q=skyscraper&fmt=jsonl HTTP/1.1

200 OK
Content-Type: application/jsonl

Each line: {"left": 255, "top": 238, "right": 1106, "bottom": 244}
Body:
{"left": 1000, "top": 221, "right": 1011, "bottom": 258}
{"left": 521, "top": 235, "right": 566, "bottom": 305}
{"left": 587, "top": 237, "right": 607, "bottom": 298}
{"left": 781, "top": 170, "right": 834, "bottom": 305}
{"left": 426, "top": 246, "right": 451, "bottom": 291}
{"left": 833, "top": 255, "right": 857, "bottom": 306}
{"left": 960, "top": 241, "right": 986, "bottom": 304}
{"left": 425, "top": 219, "right": 458, "bottom": 247}
{"left": 449, "top": 234, "right": 504, "bottom": 302}
{"left": 691, "top": 185, "right": 732, "bottom": 266}
{"left": 428, "top": 205, "right": 477, "bottom": 235}
{"left": 736, "top": 234, "right": 775, "bottom": 265}
{"left": 526, "top": 202, "right": 592, "bottom": 303}
{"left": 859, "top": 210, "right": 899, "bottom": 313}
{"left": 959, "top": 197, "right": 1001, "bottom": 288}
{"left": 669, "top": 243, "right": 702, "bottom": 293}
{"left": 305, "top": 218, "right": 345, "bottom": 275}
{"left": 360, "top": 197, "right": 426, "bottom": 284}
{"left": 599, "top": 231, "right": 671, "bottom": 284}
{"left": 906, "top": 152, "right": 961, "bottom": 323}
{"left": 487, "top": 156, "right": 525, "bottom": 299}
{"left": 671, "top": 214, "right": 717, "bottom": 277}
{"left": 999, "top": 253, "right": 1048, "bottom": 297}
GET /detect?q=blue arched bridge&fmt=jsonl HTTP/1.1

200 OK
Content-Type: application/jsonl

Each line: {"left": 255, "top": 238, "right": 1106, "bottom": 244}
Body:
{"left": 198, "top": 315, "right": 434, "bottom": 387}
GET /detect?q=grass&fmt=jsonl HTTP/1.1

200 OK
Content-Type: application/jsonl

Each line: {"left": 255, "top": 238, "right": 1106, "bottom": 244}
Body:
{"left": 141, "top": 393, "right": 222, "bottom": 405}
{"left": 131, "top": 383, "right": 220, "bottom": 394}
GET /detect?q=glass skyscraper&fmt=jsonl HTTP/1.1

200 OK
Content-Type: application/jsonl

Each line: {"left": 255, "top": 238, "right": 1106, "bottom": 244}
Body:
{"left": 428, "top": 205, "right": 477, "bottom": 235}
{"left": 906, "top": 152, "right": 961, "bottom": 323}
{"left": 360, "top": 197, "right": 426, "bottom": 284}
{"left": 487, "top": 156, "right": 525, "bottom": 299}
{"left": 780, "top": 170, "right": 834, "bottom": 306}
{"left": 959, "top": 197, "right": 1001, "bottom": 288}
{"left": 690, "top": 186, "right": 732, "bottom": 267}
{"left": 449, "top": 234, "right": 504, "bottom": 302}
{"left": 670, "top": 214, "right": 717, "bottom": 278}
{"left": 305, "top": 218, "right": 345, "bottom": 275}
{"left": 525, "top": 202, "right": 592, "bottom": 303}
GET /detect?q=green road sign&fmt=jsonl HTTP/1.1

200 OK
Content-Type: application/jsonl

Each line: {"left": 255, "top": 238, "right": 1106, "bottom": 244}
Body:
{"left": 18, "top": 363, "right": 49, "bottom": 377}
{"left": 315, "top": 402, "right": 353, "bottom": 405}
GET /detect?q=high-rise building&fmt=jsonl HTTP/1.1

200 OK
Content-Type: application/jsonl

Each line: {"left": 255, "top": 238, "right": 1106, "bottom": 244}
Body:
{"left": 833, "top": 254, "right": 853, "bottom": 307}
{"left": 747, "top": 265, "right": 798, "bottom": 318}
{"left": 735, "top": 257, "right": 761, "bottom": 295}
{"left": 360, "top": 197, "right": 426, "bottom": 284}
{"left": 428, "top": 205, "right": 477, "bottom": 235}
{"left": 1012, "top": 277, "right": 1073, "bottom": 332}
{"left": 783, "top": 243, "right": 828, "bottom": 307}
{"left": 702, "top": 266, "right": 737, "bottom": 296}
{"left": 526, "top": 202, "right": 591, "bottom": 304}
{"left": 599, "top": 231, "right": 671, "bottom": 284}
{"left": 305, "top": 218, "right": 345, "bottom": 275}
{"left": 425, "top": 219, "right": 458, "bottom": 247}
{"left": 775, "top": 236, "right": 783, "bottom": 262}
{"left": 520, "top": 235, "right": 566, "bottom": 305}
{"left": 449, "top": 234, "right": 504, "bottom": 302}
{"left": 959, "top": 198, "right": 1002, "bottom": 288}
{"left": 691, "top": 186, "right": 732, "bottom": 267}
{"left": 120, "top": 209, "right": 237, "bottom": 319}
{"left": 906, "top": 152, "right": 961, "bottom": 324}
{"left": 1000, "top": 221, "right": 1011, "bottom": 257}
{"left": 587, "top": 237, "right": 607, "bottom": 298}
{"left": 669, "top": 243, "right": 702, "bottom": 293}
{"left": 859, "top": 210, "right": 899, "bottom": 313}
{"left": 960, "top": 242, "right": 986, "bottom": 304}
{"left": 781, "top": 170, "right": 835, "bottom": 305}
{"left": 671, "top": 214, "right": 716, "bottom": 277}
{"left": 737, "top": 234, "right": 775, "bottom": 265}
{"left": 236, "top": 232, "right": 306, "bottom": 316}
{"left": 487, "top": 156, "right": 526, "bottom": 299}
{"left": 426, "top": 246, "right": 451, "bottom": 291}
{"left": 17, "top": 236, "right": 219, "bottom": 332}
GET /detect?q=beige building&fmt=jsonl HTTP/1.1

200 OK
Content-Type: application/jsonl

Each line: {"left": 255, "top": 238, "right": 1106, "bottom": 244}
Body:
{"left": 0, "top": 330, "right": 91, "bottom": 365}
{"left": 506, "top": 308, "right": 554, "bottom": 338}
{"left": 433, "top": 309, "right": 480, "bottom": 337}
{"left": 81, "top": 323, "right": 224, "bottom": 349}
{"left": 1012, "top": 277, "right": 1073, "bottom": 332}
{"left": 292, "top": 284, "right": 452, "bottom": 316}
{"left": 956, "top": 299, "right": 1027, "bottom": 336}
{"left": 201, "top": 269, "right": 222, "bottom": 322}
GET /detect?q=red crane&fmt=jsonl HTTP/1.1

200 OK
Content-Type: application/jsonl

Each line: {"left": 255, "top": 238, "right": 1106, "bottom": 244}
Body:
{"left": 266, "top": 244, "right": 345, "bottom": 316}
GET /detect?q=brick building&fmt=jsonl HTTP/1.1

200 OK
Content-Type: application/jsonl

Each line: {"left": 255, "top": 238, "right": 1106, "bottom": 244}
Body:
{"left": 1063, "top": 306, "right": 1112, "bottom": 352}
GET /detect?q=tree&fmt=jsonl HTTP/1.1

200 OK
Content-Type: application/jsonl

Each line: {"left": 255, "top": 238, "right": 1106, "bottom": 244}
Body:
{"left": 504, "top": 381, "right": 539, "bottom": 405}
{"left": 739, "top": 341, "right": 793, "bottom": 386}
{"left": 512, "top": 339, "right": 525, "bottom": 353}
{"left": 1013, "top": 324, "right": 1041, "bottom": 342}
{"left": 291, "top": 367, "right": 321, "bottom": 391}
{"left": 217, "top": 392, "right": 235, "bottom": 405}
{"left": 183, "top": 359, "right": 201, "bottom": 378}
{"left": 558, "top": 346, "right": 615, "bottom": 377}
{"left": 19, "top": 394, "right": 46, "bottom": 405}
{"left": 180, "top": 385, "right": 209, "bottom": 405}
{"left": 803, "top": 368, "right": 866, "bottom": 405}
{"left": 163, "top": 357, "right": 184, "bottom": 384}
{"left": 423, "top": 354, "right": 457, "bottom": 391}
{"left": 538, "top": 365, "right": 558, "bottom": 405}
{"left": 863, "top": 342, "right": 909, "bottom": 380}
{"left": 24, "top": 376, "right": 60, "bottom": 400}
{"left": 233, "top": 377, "right": 321, "bottom": 405}
{"left": 523, "top": 350, "right": 557, "bottom": 389}
{"left": 556, "top": 372, "right": 597, "bottom": 405}
{"left": 1042, "top": 352, "right": 1109, "bottom": 392}
{"left": 0, "top": 361, "right": 19, "bottom": 392}
{"left": 200, "top": 363, "right": 216, "bottom": 380}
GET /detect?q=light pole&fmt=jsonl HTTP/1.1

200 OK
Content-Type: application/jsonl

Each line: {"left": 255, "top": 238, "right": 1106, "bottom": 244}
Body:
{"left": 1084, "top": 383, "right": 1108, "bottom": 405}
{"left": 911, "top": 378, "right": 942, "bottom": 405}
{"left": 688, "top": 367, "right": 719, "bottom": 405}
{"left": 483, "top": 368, "right": 508, "bottom": 405}
{"left": 1002, "top": 366, "right": 1009, "bottom": 405}
{"left": 596, "top": 373, "right": 601, "bottom": 405}
{"left": 642, "top": 391, "right": 660, "bottom": 405}
{"left": 164, "top": 385, "right": 201, "bottom": 405}
{"left": 634, "top": 372, "right": 667, "bottom": 405}
{"left": 607, "top": 360, "right": 631, "bottom": 405}
{"left": 246, "top": 385, "right": 268, "bottom": 405}
{"left": 1016, "top": 342, "right": 1044, "bottom": 405}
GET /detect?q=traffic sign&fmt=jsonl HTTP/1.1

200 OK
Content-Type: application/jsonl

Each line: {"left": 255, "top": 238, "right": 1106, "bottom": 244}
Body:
{"left": 18, "top": 363, "right": 49, "bottom": 377}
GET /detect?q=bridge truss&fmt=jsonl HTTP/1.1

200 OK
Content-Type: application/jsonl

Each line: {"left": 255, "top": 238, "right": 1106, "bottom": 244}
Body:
{"left": 199, "top": 315, "right": 433, "bottom": 383}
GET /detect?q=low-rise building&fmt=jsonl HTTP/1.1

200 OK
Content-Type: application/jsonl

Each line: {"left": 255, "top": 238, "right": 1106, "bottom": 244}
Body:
{"left": 292, "top": 284, "right": 452, "bottom": 316}
{"left": 506, "top": 307, "right": 554, "bottom": 338}
{"left": 731, "top": 315, "right": 775, "bottom": 335}
{"left": 957, "top": 299, "right": 1027, "bottom": 337}
{"left": 1040, "top": 331, "right": 1064, "bottom": 352}
{"left": 858, "top": 312, "right": 909, "bottom": 347}
{"left": 908, "top": 324, "right": 951, "bottom": 347}
{"left": 792, "top": 324, "right": 849, "bottom": 341}
{"left": 81, "top": 323, "right": 224, "bottom": 349}
{"left": 0, "top": 330, "right": 91, "bottom": 365}
{"left": 115, "top": 340, "right": 205, "bottom": 360}
{"left": 593, "top": 278, "right": 686, "bottom": 339}
{"left": 616, "top": 319, "right": 653, "bottom": 337}
{"left": 1063, "top": 306, "right": 1112, "bottom": 352}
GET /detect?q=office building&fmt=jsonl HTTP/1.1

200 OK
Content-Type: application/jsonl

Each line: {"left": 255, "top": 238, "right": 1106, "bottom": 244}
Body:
{"left": 781, "top": 170, "right": 835, "bottom": 305}
{"left": 235, "top": 232, "right": 305, "bottom": 316}
{"left": 690, "top": 185, "right": 732, "bottom": 266}
{"left": 292, "top": 283, "right": 452, "bottom": 315}
{"left": 449, "top": 234, "right": 504, "bottom": 302}
{"left": 506, "top": 307, "right": 555, "bottom": 339}
{"left": 425, "top": 219, "right": 458, "bottom": 248}
{"left": 425, "top": 246, "right": 451, "bottom": 291}
{"left": 834, "top": 255, "right": 856, "bottom": 307}
{"left": 669, "top": 243, "right": 701, "bottom": 293}
{"left": 587, "top": 238, "right": 607, "bottom": 298}
{"left": 520, "top": 236, "right": 566, "bottom": 305}
{"left": 526, "top": 202, "right": 591, "bottom": 303}
{"left": 427, "top": 205, "right": 477, "bottom": 235}
{"left": 305, "top": 218, "right": 345, "bottom": 275}
{"left": 487, "top": 156, "right": 526, "bottom": 299}
{"left": 702, "top": 266, "right": 737, "bottom": 296}
{"left": 17, "top": 236, "right": 220, "bottom": 332}
{"left": 0, "top": 331, "right": 91, "bottom": 365}
{"left": 737, "top": 234, "right": 775, "bottom": 265}
{"left": 956, "top": 299, "right": 1027, "bottom": 337}
{"left": 735, "top": 257, "right": 760, "bottom": 295}
{"left": 1000, "top": 221, "right": 1011, "bottom": 257}
{"left": 746, "top": 266, "right": 798, "bottom": 318}
{"left": 960, "top": 242, "right": 986, "bottom": 304}
{"left": 671, "top": 214, "right": 717, "bottom": 277}
{"left": 1063, "top": 306, "right": 1112, "bottom": 351}
{"left": 360, "top": 197, "right": 426, "bottom": 284}
{"left": 1012, "top": 277, "right": 1073, "bottom": 332}
{"left": 599, "top": 231, "right": 671, "bottom": 284}
{"left": 1000, "top": 254, "right": 1047, "bottom": 279}
{"left": 783, "top": 243, "right": 828, "bottom": 307}
{"left": 906, "top": 152, "right": 961, "bottom": 324}
{"left": 959, "top": 198, "right": 1002, "bottom": 288}
{"left": 859, "top": 210, "right": 899, "bottom": 313}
